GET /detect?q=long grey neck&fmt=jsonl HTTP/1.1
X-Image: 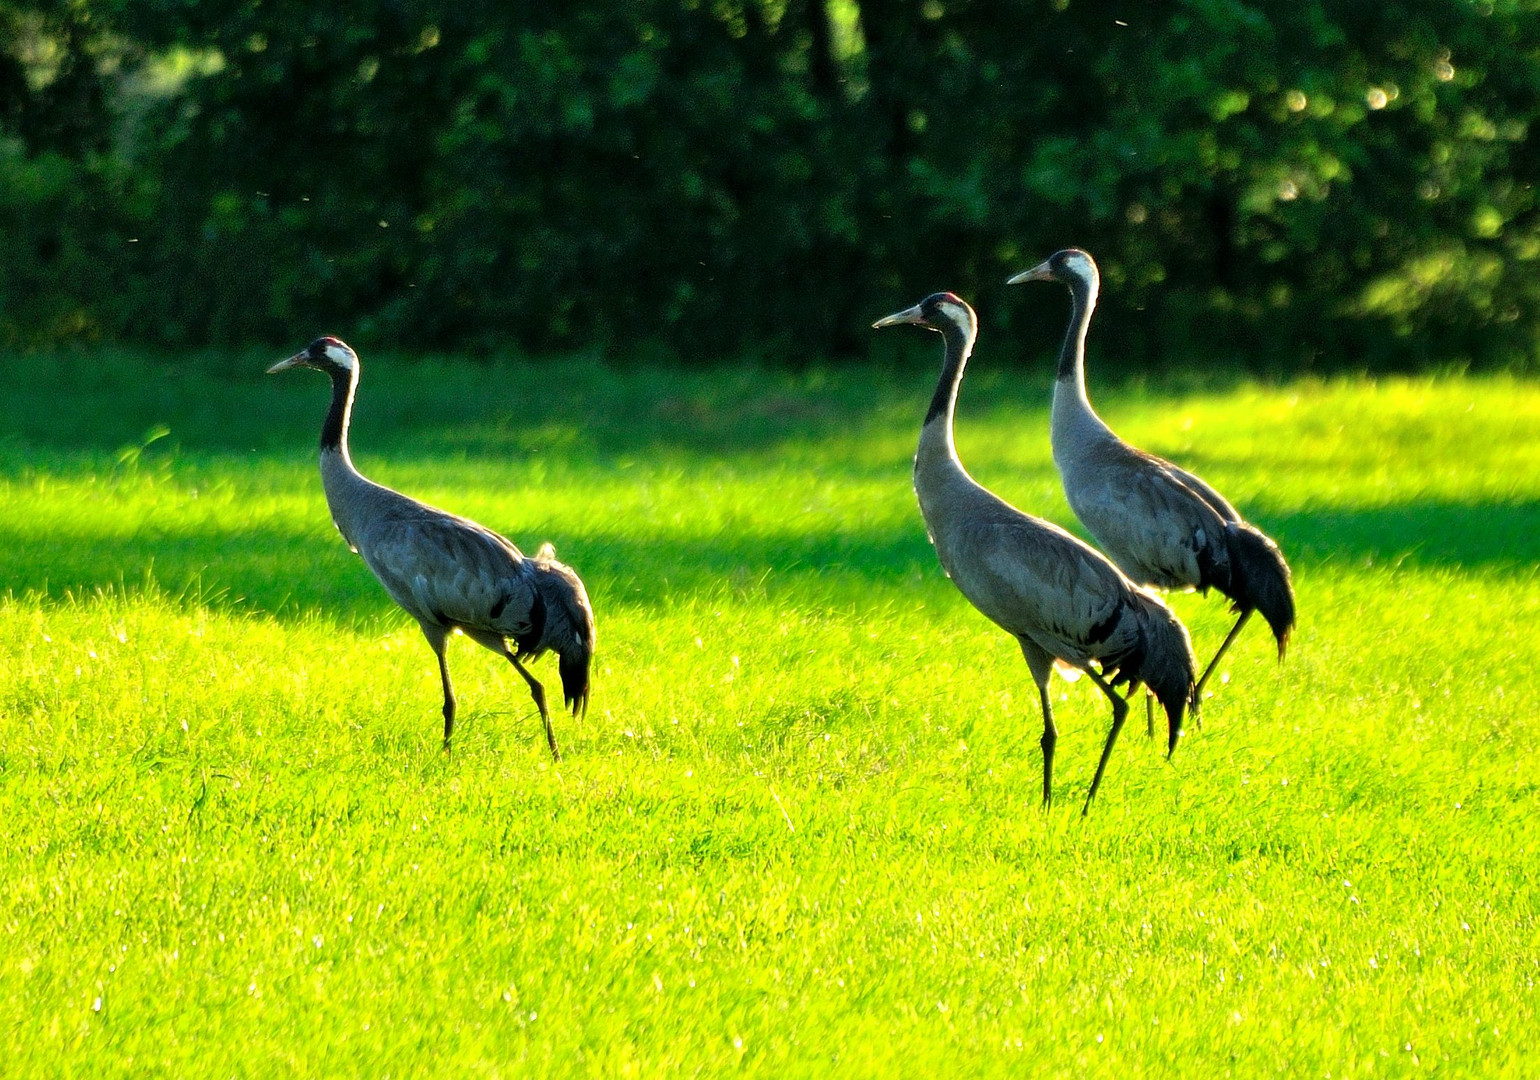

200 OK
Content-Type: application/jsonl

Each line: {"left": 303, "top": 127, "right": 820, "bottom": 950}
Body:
{"left": 316, "top": 363, "right": 373, "bottom": 547}
{"left": 917, "top": 320, "right": 976, "bottom": 468}
{"left": 320, "top": 363, "right": 360, "bottom": 466}
{"left": 1051, "top": 276, "right": 1115, "bottom": 446}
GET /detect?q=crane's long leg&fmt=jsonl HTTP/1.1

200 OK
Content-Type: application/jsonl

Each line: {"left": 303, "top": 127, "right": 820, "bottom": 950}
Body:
{"left": 508, "top": 655, "right": 560, "bottom": 762}
{"left": 437, "top": 651, "right": 457, "bottom": 750}
{"left": 1037, "top": 680, "right": 1057, "bottom": 809}
{"left": 418, "top": 622, "right": 452, "bottom": 748}
{"left": 1082, "top": 668, "right": 1130, "bottom": 816}
{"left": 1118, "top": 680, "right": 1151, "bottom": 738}
{"left": 1017, "top": 638, "right": 1057, "bottom": 809}
{"left": 420, "top": 624, "right": 456, "bottom": 752}
{"left": 1194, "top": 608, "right": 1253, "bottom": 705}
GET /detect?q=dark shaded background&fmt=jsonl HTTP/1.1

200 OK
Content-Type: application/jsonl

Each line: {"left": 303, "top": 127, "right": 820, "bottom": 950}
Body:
{"left": 2, "top": 0, "right": 1537, "bottom": 370}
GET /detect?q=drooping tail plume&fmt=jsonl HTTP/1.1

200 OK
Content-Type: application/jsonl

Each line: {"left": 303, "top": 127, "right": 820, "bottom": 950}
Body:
{"left": 1130, "top": 593, "right": 1198, "bottom": 756}
{"left": 559, "top": 646, "right": 591, "bottom": 719}
{"left": 1224, "top": 521, "right": 1295, "bottom": 659}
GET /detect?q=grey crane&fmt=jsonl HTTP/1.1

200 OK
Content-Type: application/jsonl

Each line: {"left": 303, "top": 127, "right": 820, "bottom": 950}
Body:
{"left": 873, "top": 292, "right": 1197, "bottom": 813}
{"left": 268, "top": 336, "right": 595, "bottom": 759}
{"left": 1007, "top": 249, "right": 1294, "bottom": 728}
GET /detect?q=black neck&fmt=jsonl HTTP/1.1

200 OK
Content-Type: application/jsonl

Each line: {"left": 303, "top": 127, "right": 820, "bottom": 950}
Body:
{"left": 320, "top": 364, "right": 356, "bottom": 452}
{"left": 1057, "top": 277, "right": 1095, "bottom": 381}
{"left": 924, "top": 321, "right": 974, "bottom": 426}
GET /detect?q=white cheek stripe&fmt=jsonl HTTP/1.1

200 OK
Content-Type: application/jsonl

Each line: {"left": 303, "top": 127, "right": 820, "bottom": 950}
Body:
{"left": 1063, "top": 252, "right": 1097, "bottom": 283}
{"left": 324, "top": 344, "right": 355, "bottom": 369}
{"left": 937, "top": 300, "right": 972, "bottom": 325}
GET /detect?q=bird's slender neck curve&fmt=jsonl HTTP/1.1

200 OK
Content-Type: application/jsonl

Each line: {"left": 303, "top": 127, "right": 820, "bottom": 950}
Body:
{"left": 320, "top": 362, "right": 359, "bottom": 464}
{"left": 1056, "top": 274, "right": 1098, "bottom": 403}
{"left": 919, "top": 319, "right": 976, "bottom": 460}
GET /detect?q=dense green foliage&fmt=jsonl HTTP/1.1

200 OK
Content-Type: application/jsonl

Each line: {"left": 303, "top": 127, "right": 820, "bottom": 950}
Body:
{"left": 1, "top": 352, "right": 1538, "bottom": 1073}
{"left": 3, "top": 1, "right": 1540, "bottom": 368}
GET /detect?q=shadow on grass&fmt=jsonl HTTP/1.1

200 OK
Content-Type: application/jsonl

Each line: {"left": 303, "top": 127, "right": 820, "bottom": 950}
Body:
{"left": 1260, "top": 499, "right": 1540, "bottom": 575}
{"left": 3, "top": 498, "right": 1536, "bottom": 625}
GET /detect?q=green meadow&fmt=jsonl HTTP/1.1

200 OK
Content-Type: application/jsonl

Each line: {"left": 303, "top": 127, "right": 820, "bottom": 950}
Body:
{"left": 1, "top": 350, "right": 1536, "bottom": 1076}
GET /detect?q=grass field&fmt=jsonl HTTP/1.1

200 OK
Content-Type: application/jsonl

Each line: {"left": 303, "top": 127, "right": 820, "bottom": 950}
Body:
{"left": 1, "top": 347, "right": 1537, "bottom": 1076}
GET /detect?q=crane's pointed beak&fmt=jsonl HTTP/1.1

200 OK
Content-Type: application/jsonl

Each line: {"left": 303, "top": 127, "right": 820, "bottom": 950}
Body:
{"left": 872, "top": 304, "right": 927, "bottom": 329}
{"left": 1006, "top": 259, "right": 1054, "bottom": 285}
{"left": 266, "top": 352, "right": 308, "bottom": 374}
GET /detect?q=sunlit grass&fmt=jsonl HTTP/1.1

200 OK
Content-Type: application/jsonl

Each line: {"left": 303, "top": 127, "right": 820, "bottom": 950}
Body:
{"left": 0, "top": 353, "right": 1536, "bottom": 1075}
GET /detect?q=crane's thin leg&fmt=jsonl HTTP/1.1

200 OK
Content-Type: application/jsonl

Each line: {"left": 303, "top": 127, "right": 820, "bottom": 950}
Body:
{"left": 1037, "top": 680, "right": 1058, "bottom": 809}
{"left": 437, "top": 651, "right": 457, "bottom": 750}
{"left": 421, "top": 624, "right": 456, "bottom": 752}
{"left": 1082, "top": 669, "right": 1130, "bottom": 816}
{"left": 508, "top": 655, "right": 560, "bottom": 762}
{"left": 1016, "top": 638, "right": 1058, "bottom": 809}
{"left": 1194, "top": 608, "right": 1253, "bottom": 708}
{"left": 1118, "top": 680, "right": 1150, "bottom": 738}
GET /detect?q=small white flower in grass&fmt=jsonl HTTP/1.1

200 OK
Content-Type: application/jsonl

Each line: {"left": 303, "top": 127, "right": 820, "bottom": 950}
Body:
{"left": 92, "top": 997, "right": 102, "bottom": 1012}
{"left": 733, "top": 1036, "right": 743, "bottom": 1051}
{"left": 1095, "top": 1034, "right": 1103, "bottom": 1044}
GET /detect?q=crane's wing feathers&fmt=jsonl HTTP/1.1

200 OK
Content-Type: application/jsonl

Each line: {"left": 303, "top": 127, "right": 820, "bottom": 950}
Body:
{"left": 357, "top": 511, "right": 540, "bottom": 637}
{"left": 942, "top": 516, "right": 1142, "bottom": 665}
{"left": 1152, "top": 456, "right": 1240, "bottom": 523}
{"left": 1067, "top": 443, "right": 1235, "bottom": 591}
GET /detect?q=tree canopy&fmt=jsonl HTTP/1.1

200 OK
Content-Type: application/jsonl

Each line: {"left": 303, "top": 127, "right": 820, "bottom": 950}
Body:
{"left": 3, "top": 0, "right": 1538, "bottom": 370}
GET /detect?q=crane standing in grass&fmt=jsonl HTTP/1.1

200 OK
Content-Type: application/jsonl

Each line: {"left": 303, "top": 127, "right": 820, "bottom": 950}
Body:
{"left": 874, "top": 292, "right": 1197, "bottom": 813}
{"left": 269, "top": 336, "right": 594, "bottom": 759}
{"left": 1007, "top": 249, "right": 1294, "bottom": 729}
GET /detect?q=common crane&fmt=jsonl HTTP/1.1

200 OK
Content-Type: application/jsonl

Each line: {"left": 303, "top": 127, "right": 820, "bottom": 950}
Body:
{"left": 269, "top": 336, "right": 595, "bottom": 759}
{"left": 1007, "top": 249, "right": 1294, "bottom": 725}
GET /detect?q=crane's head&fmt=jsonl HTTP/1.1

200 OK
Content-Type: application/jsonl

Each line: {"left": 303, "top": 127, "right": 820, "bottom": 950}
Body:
{"left": 267, "top": 336, "right": 358, "bottom": 376}
{"left": 871, "top": 292, "right": 976, "bottom": 336}
{"left": 1006, "top": 248, "right": 1100, "bottom": 292}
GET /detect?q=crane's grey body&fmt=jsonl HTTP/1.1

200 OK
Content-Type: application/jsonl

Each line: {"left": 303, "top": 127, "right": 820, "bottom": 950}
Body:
{"left": 1050, "top": 388, "right": 1239, "bottom": 592}
{"left": 877, "top": 293, "right": 1196, "bottom": 812}
{"left": 271, "top": 337, "right": 594, "bottom": 758}
{"left": 1009, "top": 249, "right": 1294, "bottom": 716}
{"left": 916, "top": 435, "right": 1158, "bottom": 677}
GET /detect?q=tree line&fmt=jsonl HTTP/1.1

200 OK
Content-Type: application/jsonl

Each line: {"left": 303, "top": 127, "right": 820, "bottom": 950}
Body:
{"left": 2, "top": 0, "right": 1537, "bottom": 370}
